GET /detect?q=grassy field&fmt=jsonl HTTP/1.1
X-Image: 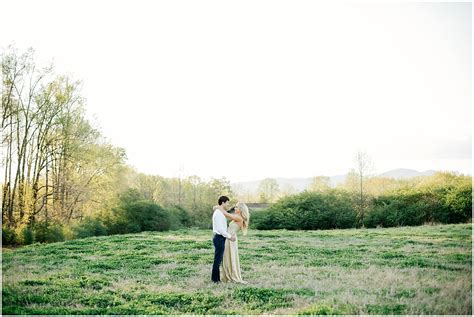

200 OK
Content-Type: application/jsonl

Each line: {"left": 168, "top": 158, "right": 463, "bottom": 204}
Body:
{"left": 2, "top": 223, "right": 472, "bottom": 315}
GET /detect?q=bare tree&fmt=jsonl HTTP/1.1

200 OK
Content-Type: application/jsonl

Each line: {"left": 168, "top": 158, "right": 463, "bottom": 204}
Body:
{"left": 309, "top": 176, "right": 331, "bottom": 192}
{"left": 258, "top": 178, "right": 280, "bottom": 203}
{"left": 354, "top": 151, "right": 374, "bottom": 226}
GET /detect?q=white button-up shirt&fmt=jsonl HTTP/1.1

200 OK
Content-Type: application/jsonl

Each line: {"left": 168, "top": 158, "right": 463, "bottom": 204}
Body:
{"left": 212, "top": 209, "right": 231, "bottom": 239}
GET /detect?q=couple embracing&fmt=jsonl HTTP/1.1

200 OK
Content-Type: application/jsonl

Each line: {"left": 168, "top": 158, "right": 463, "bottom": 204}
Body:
{"left": 211, "top": 196, "right": 250, "bottom": 284}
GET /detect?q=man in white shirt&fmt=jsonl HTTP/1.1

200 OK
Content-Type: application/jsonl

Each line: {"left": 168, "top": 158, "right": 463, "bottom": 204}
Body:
{"left": 211, "top": 195, "right": 236, "bottom": 283}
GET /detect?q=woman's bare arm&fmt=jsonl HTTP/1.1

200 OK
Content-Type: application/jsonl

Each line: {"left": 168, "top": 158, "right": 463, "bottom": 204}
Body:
{"left": 221, "top": 209, "right": 243, "bottom": 222}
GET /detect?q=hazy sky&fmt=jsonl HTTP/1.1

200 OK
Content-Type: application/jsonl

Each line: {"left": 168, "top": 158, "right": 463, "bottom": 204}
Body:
{"left": 1, "top": 0, "right": 471, "bottom": 182}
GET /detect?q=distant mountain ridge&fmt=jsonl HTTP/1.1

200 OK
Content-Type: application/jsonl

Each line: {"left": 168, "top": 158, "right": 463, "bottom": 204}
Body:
{"left": 231, "top": 169, "right": 437, "bottom": 194}
{"left": 378, "top": 168, "right": 437, "bottom": 179}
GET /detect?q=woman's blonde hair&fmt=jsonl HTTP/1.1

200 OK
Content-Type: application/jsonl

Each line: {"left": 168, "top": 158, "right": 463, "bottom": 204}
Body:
{"left": 237, "top": 202, "right": 250, "bottom": 235}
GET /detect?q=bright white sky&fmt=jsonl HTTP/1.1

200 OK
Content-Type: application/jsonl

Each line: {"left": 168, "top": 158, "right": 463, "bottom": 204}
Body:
{"left": 1, "top": 0, "right": 471, "bottom": 182}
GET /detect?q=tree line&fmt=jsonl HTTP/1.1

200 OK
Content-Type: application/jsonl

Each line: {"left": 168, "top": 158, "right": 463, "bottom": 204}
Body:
{"left": 1, "top": 47, "right": 125, "bottom": 228}
{"left": 2, "top": 47, "right": 471, "bottom": 245}
{"left": 1, "top": 47, "right": 235, "bottom": 245}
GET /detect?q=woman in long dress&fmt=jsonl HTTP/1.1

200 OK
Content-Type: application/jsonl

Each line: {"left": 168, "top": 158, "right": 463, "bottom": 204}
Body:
{"left": 219, "top": 202, "right": 250, "bottom": 284}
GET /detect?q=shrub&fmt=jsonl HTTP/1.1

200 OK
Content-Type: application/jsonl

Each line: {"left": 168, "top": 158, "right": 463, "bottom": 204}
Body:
{"left": 253, "top": 190, "right": 357, "bottom": 230}
{"left": 167, "top": 205, "right": 192, "bottom": 230}
{"left": 443, "top": 186, "right": 472, "bottom": 223}
{"left": 33, "top": 221, "right": 65, "bottom": 243}
{"left": 127, "top": 200, "right": 171, "bottom": 231}
{"left": 72, "top": 217, "right": 108, "bottom": 239}
{"left": 15, "top": 224, "right": 34, "bottom": 245}
{"left": 248, "top": 209, "right": 267, "bottom": 230}
{"left": 106, "top": 199, "right": 172, "bottom": 234}
{"left": 2, "top": 226, "right": 17, "bottom": 245}
{"left": 188, "top": 205, "right": 214, "bottom": 229}
{"left": 62, "top": 226, "right": 75, "bottom": 240}
{"left": 365, "top": 184, "right": 472, "bottom": 228}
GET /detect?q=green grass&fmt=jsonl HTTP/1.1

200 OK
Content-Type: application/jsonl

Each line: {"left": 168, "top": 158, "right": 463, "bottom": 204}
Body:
{"left": 2, "top": 223, "right": 472, "bottom": 314}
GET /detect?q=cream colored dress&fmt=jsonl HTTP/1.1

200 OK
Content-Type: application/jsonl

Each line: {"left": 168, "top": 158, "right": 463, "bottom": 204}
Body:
{"left": 220, "top": 221, "right": 247, "bottom": 284}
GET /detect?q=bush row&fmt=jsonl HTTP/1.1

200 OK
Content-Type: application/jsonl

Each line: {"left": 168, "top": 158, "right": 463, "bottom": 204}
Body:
{"left": 2, "top": 200, "right": 194, "bottom": 246}
{"left": 251, "top": 186, "right": 472, "bottom": 230}
{"left": 2, "top": 222, "right": 66, "bottom": 245}
{"left": 364, "top": 187, "right": 472, "bottom": 228}
{"left": 250, "top": 190, "right": 357, "bottom": 230}
{"left": 3, "top": 182, "right": 471, "bottom": 245}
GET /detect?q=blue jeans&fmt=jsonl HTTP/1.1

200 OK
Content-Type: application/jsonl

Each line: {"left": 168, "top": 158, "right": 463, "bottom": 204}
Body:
{"left": 211, "top": 234, "right": 226, "bottom": 282}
